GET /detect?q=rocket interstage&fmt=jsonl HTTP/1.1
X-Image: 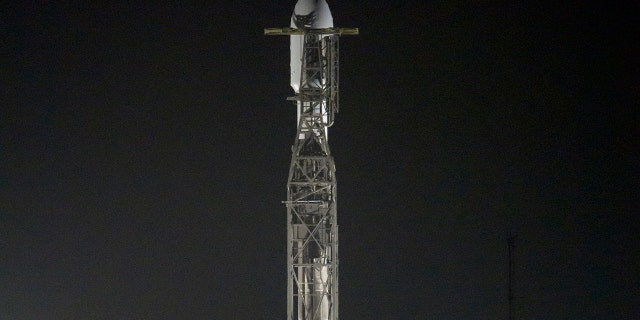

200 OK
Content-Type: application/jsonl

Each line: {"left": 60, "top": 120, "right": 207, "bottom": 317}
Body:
{"left": 265, "top": 1, "right": 357, "bottom": 320}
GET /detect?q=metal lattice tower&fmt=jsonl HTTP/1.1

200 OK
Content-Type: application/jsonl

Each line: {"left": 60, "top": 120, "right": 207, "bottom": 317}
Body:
{"left": 265, "top": 24, "right": 357, "bottom": 320}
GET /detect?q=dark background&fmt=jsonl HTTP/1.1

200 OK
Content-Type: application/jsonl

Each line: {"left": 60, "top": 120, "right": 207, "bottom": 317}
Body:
{"left": 1, "top": 1, "right": 638, "bottom": 319}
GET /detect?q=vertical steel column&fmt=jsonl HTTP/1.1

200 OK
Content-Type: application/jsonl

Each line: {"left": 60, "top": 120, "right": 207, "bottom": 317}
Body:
{"left": 265, "top": 24, "right": 357, "bottom": 320}
{"left": 285, "top": 33, "right": 339, "bottom": 320}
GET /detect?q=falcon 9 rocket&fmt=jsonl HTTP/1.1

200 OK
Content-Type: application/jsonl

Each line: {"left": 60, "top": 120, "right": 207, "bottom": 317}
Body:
{"left": 265, "top": 2, "right": 357, "bottom": 319}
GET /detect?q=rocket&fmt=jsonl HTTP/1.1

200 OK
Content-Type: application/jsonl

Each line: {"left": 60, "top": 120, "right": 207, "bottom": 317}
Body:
{"left": 264, "top": 4, "right": 356, "bottom": 320}
{"left": 289, "top": 0, "right": 334, "bottom": 93}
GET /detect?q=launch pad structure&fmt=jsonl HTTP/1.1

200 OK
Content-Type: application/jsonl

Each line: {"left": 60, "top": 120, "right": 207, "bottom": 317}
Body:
{"left": 265, "top": 9, "right": 357, "bottom": 320}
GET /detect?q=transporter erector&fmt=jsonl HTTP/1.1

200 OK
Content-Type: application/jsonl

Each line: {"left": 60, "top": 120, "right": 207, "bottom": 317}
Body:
{"left": 266, "top": 2, "right": 357, "bottom": 319}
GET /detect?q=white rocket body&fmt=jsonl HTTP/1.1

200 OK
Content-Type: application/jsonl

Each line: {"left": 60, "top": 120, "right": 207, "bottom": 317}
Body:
{"left": 290, "top": 0, "right": 333, "bottom": 93}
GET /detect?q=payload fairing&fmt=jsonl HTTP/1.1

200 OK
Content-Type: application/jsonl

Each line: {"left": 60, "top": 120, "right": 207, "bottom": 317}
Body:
{"left": 265, "top": 2, "right": 357, "bottom": 320}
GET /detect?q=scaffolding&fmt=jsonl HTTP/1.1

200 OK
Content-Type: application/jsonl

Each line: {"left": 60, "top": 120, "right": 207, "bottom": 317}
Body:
{"left": 265, "top": 26, "right": 357, "bottom": 320}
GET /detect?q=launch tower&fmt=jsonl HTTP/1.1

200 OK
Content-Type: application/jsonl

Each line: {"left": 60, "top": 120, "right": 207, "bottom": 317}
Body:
{"left": 265, "top": 1, "right": 357, "bottom": 319}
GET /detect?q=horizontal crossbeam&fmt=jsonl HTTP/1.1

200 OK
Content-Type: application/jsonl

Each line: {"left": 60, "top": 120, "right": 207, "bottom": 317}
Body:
{"left": 264, "top": 27, "right": 359, "bottom": 35}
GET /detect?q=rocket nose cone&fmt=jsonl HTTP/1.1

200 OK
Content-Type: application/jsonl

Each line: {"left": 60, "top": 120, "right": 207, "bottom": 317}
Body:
{"left": 294, "top": 0, "right": 320, "bottom": 16}
{"left": 292, "top": 0, "right": 333, "bottom": 29}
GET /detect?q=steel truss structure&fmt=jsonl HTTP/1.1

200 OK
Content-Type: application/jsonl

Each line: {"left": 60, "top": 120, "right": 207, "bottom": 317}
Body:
{"left": 287, "top": 32, "right": 339, "bottom": 320}
{"left": 266, "top": 26, "right": 357, "bottom": 320}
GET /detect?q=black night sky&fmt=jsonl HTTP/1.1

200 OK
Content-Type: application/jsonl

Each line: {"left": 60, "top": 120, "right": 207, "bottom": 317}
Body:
{"left": 1, "top": 1, "right": 638, "bottom": 319}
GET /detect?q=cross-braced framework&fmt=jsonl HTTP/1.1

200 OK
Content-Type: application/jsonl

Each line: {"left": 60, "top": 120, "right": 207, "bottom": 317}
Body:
{"left": 266, "top": 26, "right": 357, "bottom": 320}
{"left": 285, "top": 33, "right": 339, "bottom": 320}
